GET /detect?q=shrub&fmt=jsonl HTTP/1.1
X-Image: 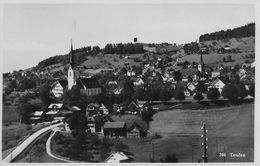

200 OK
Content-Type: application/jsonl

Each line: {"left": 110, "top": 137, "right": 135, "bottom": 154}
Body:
{"left": 56, "top": 147, "right": 64, "bottom": 154}
{"left": 26, "top": 125, "right": 32, "bottom": 130}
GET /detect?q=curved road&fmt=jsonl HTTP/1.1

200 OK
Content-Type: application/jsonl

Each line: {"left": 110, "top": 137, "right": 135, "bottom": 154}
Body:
{"left": 3, "top": 122, "right": 63, "bottom": 162}
{"left": 46, "top": 129, "right": 73, "bottom": 163}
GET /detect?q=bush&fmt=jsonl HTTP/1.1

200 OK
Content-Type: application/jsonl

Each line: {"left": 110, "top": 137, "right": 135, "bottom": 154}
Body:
{"left": 56, "top": 147, "right": 64, "bottom": 154}
{"left": 207, "top": 88, "right": 220, "bottom": 100}
{"left": 26, "top": 125, "right": 32, "bottom": 130}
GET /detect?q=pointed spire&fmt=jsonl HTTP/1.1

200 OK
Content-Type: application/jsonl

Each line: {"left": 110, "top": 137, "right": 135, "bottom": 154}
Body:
{"left": 200, "top": 52, "right": 204, "bottom": 64}
{"left": 70, "top": 39, "right": 74, "bottom": 69}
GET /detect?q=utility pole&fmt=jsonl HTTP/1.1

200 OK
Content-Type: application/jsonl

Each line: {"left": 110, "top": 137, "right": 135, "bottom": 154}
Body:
{"left": 201, "top": 123, "right": 208, "bottom": 162}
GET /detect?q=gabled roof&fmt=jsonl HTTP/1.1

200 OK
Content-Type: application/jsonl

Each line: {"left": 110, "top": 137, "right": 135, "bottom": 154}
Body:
{"left": 48, "top": 103, "right": 63, "bottom": 109}
{"left": 105, "top": 152, "right": 128, "bottom": 163}
{"left": 127, "top": 121, "right": 148, "bottom": 131}
{"left": 58, "top": 80, "right": 68, "bottom": 89}
{"left": 180, "top": 68, "right": 199, "bottom": 76}
{"left": 104, "top": 122, "right": 126, "bottom": 129}
{"left": 78, "top": 77, "right": 101, "bottom": 89}
{"left": 211, "top": 78, "right": 225, "bottom": 86}
{"left": 31, "top": 111, "right": 43, "bottom": 116}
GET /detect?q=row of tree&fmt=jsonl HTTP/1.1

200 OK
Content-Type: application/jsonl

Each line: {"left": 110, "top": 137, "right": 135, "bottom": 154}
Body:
{"left": 103, "top": 43, "right": 145, "bottom": 54}
{"left": 199, "top": 23, "right": 255, "bottom": 42}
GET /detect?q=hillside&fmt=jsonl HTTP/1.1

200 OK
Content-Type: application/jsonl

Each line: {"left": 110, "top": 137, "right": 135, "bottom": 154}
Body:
{"left": 175, "top": 36, "right": 255, "bottom": 68}
{"left": 199, "top": 23, "right": 255, "bottom": 42}
{"left": 15, "top": 22, "right": 252, "bottom": 77}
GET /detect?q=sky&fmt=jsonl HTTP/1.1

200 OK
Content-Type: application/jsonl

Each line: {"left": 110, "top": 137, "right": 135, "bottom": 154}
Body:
{"left": 2, "top": 3, "right": 255, "bottom": 73}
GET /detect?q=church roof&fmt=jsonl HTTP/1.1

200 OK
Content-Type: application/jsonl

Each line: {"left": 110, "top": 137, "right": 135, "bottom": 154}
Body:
{"left": 69, "top": 40, "right": 75, "bottom": 69}
{"left": 77, "top": 77, "right": 101, "bottom": 89}
{"left": 58, "top": 80, "right": 68, "bottom": 89}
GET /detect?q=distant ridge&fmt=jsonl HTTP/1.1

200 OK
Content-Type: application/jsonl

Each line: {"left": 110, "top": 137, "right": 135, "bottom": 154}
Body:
{"left": 199, "top": 23, "right": 255, "bottom": 42}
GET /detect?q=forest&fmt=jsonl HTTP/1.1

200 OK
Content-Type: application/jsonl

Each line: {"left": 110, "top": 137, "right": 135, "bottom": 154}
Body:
{"left": 199, "top": 23, "right": 255, "bottom": 42}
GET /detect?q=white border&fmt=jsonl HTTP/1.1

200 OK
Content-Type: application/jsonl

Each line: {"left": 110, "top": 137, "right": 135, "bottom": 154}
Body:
{"left": 0, "top": 0, "right": 258, "bottom": 166}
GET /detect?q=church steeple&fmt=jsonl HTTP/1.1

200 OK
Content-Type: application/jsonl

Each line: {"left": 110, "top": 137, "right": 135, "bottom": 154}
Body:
{"left": 198, "top": 50, "right": 205, "bottom": 74}
{"left": 68, "top": 39, "right": 75, "bottom": 90}
{"left": 69, "top": 39, "right": 74, "bottom": 69}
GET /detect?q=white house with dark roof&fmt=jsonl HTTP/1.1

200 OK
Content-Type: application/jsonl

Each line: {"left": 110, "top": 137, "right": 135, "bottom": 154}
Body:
{"left": 208, "top": 78, "right": 225, "bottom": 93}
{"left": 52, "top": 80, "right": 67, "bottom": 97}
{"left": 105, "top": 152, "right": 128, "bottom": 163}
{"left": 133, "top": 78, "right": 144, "bottom": 86}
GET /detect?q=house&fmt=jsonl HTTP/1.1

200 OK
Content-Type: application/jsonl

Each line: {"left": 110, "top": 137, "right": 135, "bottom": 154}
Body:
{"left": 107, "top": 81, "right": 118, "bottom": 86}
{"left": 186, "top": 82, "right": 196, "bottom": 92}
{"left": 30, "top": 111, "right": 43, "bottom": 123}
{"left": 46, "top": 103, "right": 80, "bottom": 121}
{"left": 184, "top": 90, "right": 191, "bottom": 97}
{"left": 127, "top": 101, "right": 141, "bottom": 115}
{"left": 133, "top": 78, "right": 144, "bottom": 86}
{"left": 86, "top": 103, "right": 100, "bottom": 116}
{"left": 208, "top": 78, "right": 225, "bottom": 93}
{"left": 211, "top": 70, "right": 221, "bottom": 78}
{"left": 127, "top": 121, "right": 147, "bottom": 138}
{"left": 103, "top": 122, "right": 127, "bottom": 138}
{"left": 99, "top": 104, "right": 109, "bottom": 115}
{"left": 127, "top": 71, "right": 136, "bottom": 77}
{"left": 113, "top": 104, "right": 125, "bottom": 113}
{"left": 114, "top": 87, "right": 123, "bottom": 95}
{"left": 105, "top": 152, "right": 128, "bottom": 163}
{"left": 77, "top": 77, "right": 102, "bottom": 96}
{"left": 251, "top": 62, "right": 255, "bottom": 68}
{"left": 51, "top": 80, "right": 67, "bottom": 97}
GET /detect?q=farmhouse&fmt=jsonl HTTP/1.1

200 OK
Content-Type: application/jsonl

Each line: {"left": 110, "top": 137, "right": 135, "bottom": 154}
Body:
{"left": 105, "top": 152, "right": 128, "bottom": 163}
{"left": 127, "top": 121, "right": 148, "bottom": 138}
{"left": 133, "top": 78, "right": 144, "bottom": 86}
{"left": 46, "top": 103, "right": 81, "bottom": 121}
{"left": 30, "top": 111, "right": 43, "bottom": 123}
{"left": 103, "top": 122, "right": 127, "bottom": 138}
{"left": 51, "top": 80, "right": 67, "bottom": 97}
{"left": 208, "top": 78, "right": 225, "bottom": 93}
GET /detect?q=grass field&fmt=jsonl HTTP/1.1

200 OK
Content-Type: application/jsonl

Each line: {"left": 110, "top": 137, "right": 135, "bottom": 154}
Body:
{"left": 13, "top": 131, "right": 63, "bottom": 163}
{"left": 2, "top": 122, "right": 54, "bottom": 158}
{"left": 120, "top": 103, "right": 254, "bottom": 162}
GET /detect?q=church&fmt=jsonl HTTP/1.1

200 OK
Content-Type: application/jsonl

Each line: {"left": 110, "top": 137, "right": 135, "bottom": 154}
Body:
{"left": 52, "top": 41, "right": 102, "bottom": 97}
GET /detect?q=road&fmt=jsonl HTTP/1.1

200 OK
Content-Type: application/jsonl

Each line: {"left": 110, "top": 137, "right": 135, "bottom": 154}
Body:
{"left": 2, "top": 122, "right": 63, "bottom": 162}
{"left": 46, "top": 129, "right": 73, "bottom": 163}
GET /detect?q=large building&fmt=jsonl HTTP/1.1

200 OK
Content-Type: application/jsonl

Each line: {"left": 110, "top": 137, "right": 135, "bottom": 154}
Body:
{"left": 52, "top": 41, "right": 102, "bottom": 97}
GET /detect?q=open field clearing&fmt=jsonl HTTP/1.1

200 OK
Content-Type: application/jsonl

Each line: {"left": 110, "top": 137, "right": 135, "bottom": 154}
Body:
{"left": 121, "top": 103, "right": 253, "bottom": 162}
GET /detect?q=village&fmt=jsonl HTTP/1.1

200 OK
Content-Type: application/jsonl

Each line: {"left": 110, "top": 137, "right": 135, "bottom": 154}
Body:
{"left": 3, "top": 33, "right": 255, "bottom": 162}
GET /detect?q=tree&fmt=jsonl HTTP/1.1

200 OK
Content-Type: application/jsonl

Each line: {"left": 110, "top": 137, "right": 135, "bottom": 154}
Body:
{"left": 173, "top": 70, "right": 182, "bottom": 82}
{"left": 227, "top": 55, "right": 233, "bottom": 62}
{"left": 39, "top": 83, "right": 54, "bottom": 106}
{"left": 196, "top": 81, "right": 207, "bottom": 93}
{"left": 19, "top": 78, "right": 36, "bottom": 91}
{"left": 207, "top": 88, "right": 220, "bottom": 100}
{"left": 193, "top": 92, "right": 204, "bottom": 102}
{"left": 160, "top": 88, "right": 171, "bottom": 101}
{"left": 221, "top": 83, "right": 238, "bottom": 101}
{"left": 8, "top": 80, "right": 17, "bottom": 90}
{"left": 100, "top": 137, "right": 111, "bottom": 161}
{"left": 18, "top": 103, "right": 36, "bottom": 124}
{"left": 248, "top": 84, "right": 255, "bottom": 97}
{"left": 67, "top": 112, "right": 88, "bottom": 137}
{"left": 235, "top": 83, "right": 248, "bottom": 99}
{"left": 174, "top": 85, "right": 185, "bottom": 102}
{"left": 115, "top": 140, "right": 128, "bottom": 152}
{"left": 222, "top": 57, "right": 226, "bottom": 63}
{"left": 121, "top": 79, "right": 134, "bottom": 103}
{"left": 67, "top": 131, "right": 87, "bottom": 159}
{"left": 160, "top": 154, "right": 178, "bottom": 162}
